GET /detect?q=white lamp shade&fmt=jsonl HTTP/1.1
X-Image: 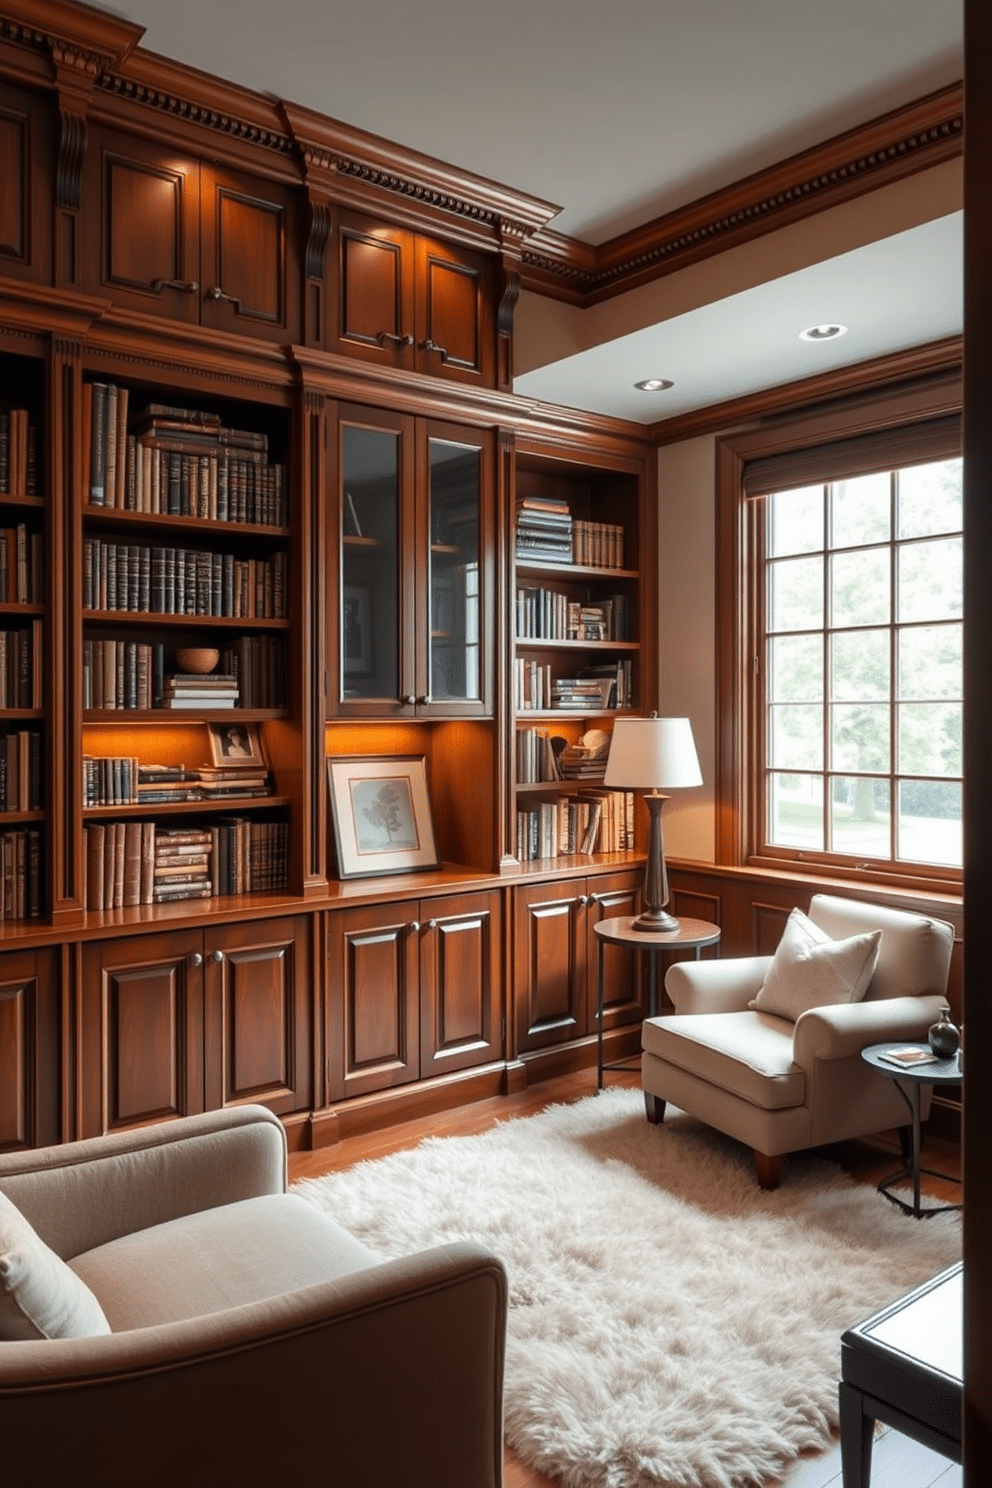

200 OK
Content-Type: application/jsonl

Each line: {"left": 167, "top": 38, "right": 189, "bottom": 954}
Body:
{"left": 603, "top": 716, "right": 702, "bottom": 790}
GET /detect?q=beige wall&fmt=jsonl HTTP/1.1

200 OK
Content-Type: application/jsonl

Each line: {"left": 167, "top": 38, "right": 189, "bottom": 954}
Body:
{"left": 656, "top": 434, "right": 719, "bottom": 862}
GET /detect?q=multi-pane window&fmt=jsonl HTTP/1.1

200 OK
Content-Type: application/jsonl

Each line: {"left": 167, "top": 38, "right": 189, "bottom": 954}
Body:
{"left": 760, "top": 457, "right": 962, "bottom": 877}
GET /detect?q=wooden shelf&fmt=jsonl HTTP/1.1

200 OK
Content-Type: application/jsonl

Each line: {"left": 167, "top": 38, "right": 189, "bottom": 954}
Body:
{"left": 515, "top": 559, "right": 639, "bottom": 581}
{"left": 83, "top": 709, "right": 287, "bottom": 723}
{"left": 515, "top": 638, "right": 639, "bottom": 652}
{"left": 83, "top": 507, "right": 290, "bottom": 540}
{"left": 83, "top": 612, "right": 290, "bottom": 630}
{"left": 82, "top": 795, "right": 290, "bottom": 819}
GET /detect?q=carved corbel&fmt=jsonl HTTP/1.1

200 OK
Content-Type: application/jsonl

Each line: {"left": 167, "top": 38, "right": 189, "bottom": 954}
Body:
{"left": 496, "top": 219, "right": 528, "bottom": 390}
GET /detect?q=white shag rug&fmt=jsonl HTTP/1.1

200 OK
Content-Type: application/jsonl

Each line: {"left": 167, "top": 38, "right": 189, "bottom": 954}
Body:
{"left": 294, "top": 1088, "right": 961, "bottom": 1488}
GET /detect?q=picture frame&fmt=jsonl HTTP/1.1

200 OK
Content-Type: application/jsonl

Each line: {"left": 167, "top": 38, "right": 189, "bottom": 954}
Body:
{"left": 342, "top": 582, "right": 374, "bottom": 676}
{"left": 207, "top": 721, "right": 266, "bottom": 769}
{"left": 327, "top": 755, "right": 440, "bottom": 878}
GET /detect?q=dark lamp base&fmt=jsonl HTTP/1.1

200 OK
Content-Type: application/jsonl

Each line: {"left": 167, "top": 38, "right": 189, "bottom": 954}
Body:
{"left": 631, "top": 909, "right": 680, "bottom": 934}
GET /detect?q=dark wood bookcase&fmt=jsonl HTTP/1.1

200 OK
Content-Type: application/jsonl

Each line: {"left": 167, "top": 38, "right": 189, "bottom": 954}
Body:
{"left": 0, "top": 0, "right": 656, "bottom": 1152}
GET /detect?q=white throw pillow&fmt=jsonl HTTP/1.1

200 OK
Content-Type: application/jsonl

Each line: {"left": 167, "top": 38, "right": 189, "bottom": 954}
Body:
{"left": 749, "top": 907, "right": 881, "bottom": 1022}
{"left": 0, "top": 1190, "right": 111, "bottom": 1340}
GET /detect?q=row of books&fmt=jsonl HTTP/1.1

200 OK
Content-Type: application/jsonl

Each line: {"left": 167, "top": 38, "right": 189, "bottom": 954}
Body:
{"left": 85, "top": 386, "right": 287, "bottom": 527}
{"left": 0, "top": 828, "right": 42, "bottom": 919}
{"left": 0, "top": 730, "right": 42, "bottom": 812}
{"left": 82, "top": 759, "right": 273, "bottom": 807}
{"left": 572, "top": 519, "right": 625, "bottom": 570}
{"left": 516, "top": 586, "right": 630, "bottom": 642}
{"left": 81, "top": 638, "right": 287, "bottom": 711}
{"left": 516, "top": 726, "right": 613, "bottom": 785}
{"left": 84, "top": 817, "right": 288, "bottom": 909}
{"left": 0, "top": 409, "right": 39, "bottom": 498}
{"left": 515, "top": 789, "right": 635, "bottom": 862}
{"left": 515, "top": 657, "right": 634, "bottom": 712}
{"left": 0, "top": 525, "right": 43, "bottom": 605}
{"left": 82, "top": 540, "right": 287, "bottom": 619}
{"left": 0, "top": 622, "right": 42, "bottom": 710}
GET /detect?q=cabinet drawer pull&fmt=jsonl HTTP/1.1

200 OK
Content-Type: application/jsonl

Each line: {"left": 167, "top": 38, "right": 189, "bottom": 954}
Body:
{"left": 375, "top": 330, "right": 414, "bottom": 348}
{"left": 152, "top": 278, "right": 199, "bottom": 295}
{"left": 420, "top": 337, "right": 449, "bottom": 362}
{"left": 207, "top": 286, "right": 243, "bottom": 312}
{"left": 189, "top": 952, "right": 203, "bottom": 967}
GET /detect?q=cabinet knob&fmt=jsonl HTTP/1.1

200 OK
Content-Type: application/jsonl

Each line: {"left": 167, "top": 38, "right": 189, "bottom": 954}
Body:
{"left": 207, "top": 286, "right": 243, "bottom": 312}
{"left": 210, "top": 949, "right": 224, "bottom": 963}
{"left": 152, "top": 278, "right": 199, "bottom": 295}
{"left": 578, "top": 895, "right": 590, "bottom": 907}
{"left": 375, "top": 330, "right": 414, "bottom": 348}
{"left": 418, "top": 694, "right": 431, "bottom": 706}
{"left": 427, "top": 919, "right": 438, "bottom": 931}
{"left": 409, "top": 921, "right": 421, "bottom": 935}
{"left": 404, "top": 695, "right": 417, "bottom": 706}
{"left": 420, "top": 337, "right": 449, "bottom": 363}
{"left": 189, "top": 952, "right": 203, "bottom": 968}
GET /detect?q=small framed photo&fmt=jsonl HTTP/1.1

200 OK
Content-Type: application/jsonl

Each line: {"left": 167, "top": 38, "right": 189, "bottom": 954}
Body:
{"left": 328, "top": 755, "right": 440, "bottom": 879}
{"left": 207, "top": 721, "right": 266, "bottom": 769}
{"left": 342, "top": 582, "right": 374, "bottom": 676}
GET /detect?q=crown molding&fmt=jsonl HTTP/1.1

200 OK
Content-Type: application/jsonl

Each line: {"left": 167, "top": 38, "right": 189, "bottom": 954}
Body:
{"left": 522, "top": 82, "right": 963, "bottom": 306}
{"left": 650, "top": 335, "right": 963, "bottom": 446}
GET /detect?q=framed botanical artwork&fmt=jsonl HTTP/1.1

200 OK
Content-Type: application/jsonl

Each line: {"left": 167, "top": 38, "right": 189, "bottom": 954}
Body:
{"left": 207, "top": 721, "right": 266, "bottom": 769}
{"left": 327, "top": 755, "right": 440, "bottom": 878}
{"left": 342, "top": 582, "right": 374, "bottom": 676}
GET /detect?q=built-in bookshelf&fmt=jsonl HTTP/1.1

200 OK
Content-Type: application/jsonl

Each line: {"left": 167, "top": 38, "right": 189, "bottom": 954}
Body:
{"left": 79, "top": 378, "right": 293, "bottom": 909}
{"left": 511, "top": 448, "right": 645, "bottom": 863}
{"left": 0, "top": 352, "right": 45, "bottom": 920}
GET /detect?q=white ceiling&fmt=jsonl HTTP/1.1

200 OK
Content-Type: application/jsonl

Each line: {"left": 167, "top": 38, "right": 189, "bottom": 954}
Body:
{"left": 112, "top": 0, "right": 965, "bottom": 420}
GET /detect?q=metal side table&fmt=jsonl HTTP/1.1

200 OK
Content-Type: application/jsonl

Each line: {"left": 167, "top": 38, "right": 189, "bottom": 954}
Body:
{"left": 860, "top": 1042, "right": 962, "bottom": 1218}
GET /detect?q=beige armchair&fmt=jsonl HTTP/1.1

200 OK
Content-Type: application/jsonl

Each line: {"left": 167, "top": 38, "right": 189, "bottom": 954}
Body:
{"left": 642, "top": 894, "right": 955, "bottom": 1189}
{"left": 0, "top": 1105, "right": 506, "bottom": 1488}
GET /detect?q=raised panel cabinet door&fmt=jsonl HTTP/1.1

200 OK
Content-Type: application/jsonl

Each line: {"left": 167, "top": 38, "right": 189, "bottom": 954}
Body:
{"left": 333, "top": 211, "right": 416, "bottom": 366}
{"left": 79, "top": 931, "right": 205, "bottom": 1138}
{"left": 0, "top": 948, "right": 60, "bottom": 1152}
{"left": 86, "top": 129, "right": 200, "bottom": 320}
{"left": 327, "top": 903, "right": 420, "bottom": 1100}
{"left": 419, "top": 890, "right": 501, "bottom": 1077}
{"left": 512, "top": 882, "right": 586, "bottom": 1053}
{"left": 200, "top": 166, "right": 299, "bottom": 343}
{"left": 203, "top": 916, "right": 311, "bottom": 1115}
{"left": 416, "top": 237, "right": 494, "bottom": 385}
{"left": 0, "top": 84, "right": 52, "bottom": 285}
{"left": 585, "top": 870, "right": 645, "bottom": 1036}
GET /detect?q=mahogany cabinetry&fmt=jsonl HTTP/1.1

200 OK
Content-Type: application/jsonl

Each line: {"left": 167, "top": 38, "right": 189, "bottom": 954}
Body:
{"left": 512, "top": 869, "right": 643, "bottom": 1058}
{"left": 78, "top": 914, "right": 310, "bottom": 1139}
{"left": 325, "top": 888, "right": 501, "bottom": 1102}
{"left": 0, "top": 1, "right": 656, "bottom": 1151}
{"left": 331, "top": 210, "right": 495, "bottom": 386}
{"left": 83, "top": 127, "right": 300, "bottom": 344}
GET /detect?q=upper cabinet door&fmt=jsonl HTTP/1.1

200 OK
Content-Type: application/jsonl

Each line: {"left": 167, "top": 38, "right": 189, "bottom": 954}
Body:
{"left": 331, "top": 210, "right": 495, "bottom": 387}
{"left": 199, "top": 164, "right": 299, "bottom": 342}
{"left": 416, "top": 237, "right": 493, "bottom": 386}
{"left": 0, "top": 84, "right": 52, "bottom": 286}
{"left": 85, "top": 128, "right": 299, "bottom": 342}
{"left": 87, "top": 129, "right": 200, "bottom": 321}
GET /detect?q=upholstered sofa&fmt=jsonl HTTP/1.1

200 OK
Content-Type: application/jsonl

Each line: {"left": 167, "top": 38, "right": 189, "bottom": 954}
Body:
{"left": 642, "top": 894, "right": 955, "bottom": 1188}
{"left": 0, "top": 1104, "right": 507, "bottom": 1488}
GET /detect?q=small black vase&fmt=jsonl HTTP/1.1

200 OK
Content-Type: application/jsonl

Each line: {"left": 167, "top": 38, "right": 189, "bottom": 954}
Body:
{"left": 928, "top": 1004, "right": 960, "bottom": 1059}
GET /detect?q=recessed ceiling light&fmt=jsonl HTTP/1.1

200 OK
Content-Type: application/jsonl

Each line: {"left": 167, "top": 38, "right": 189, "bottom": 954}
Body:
{"left": 634, "top": 378, "right": 674, "bottom": 392}
{"left": 799, "top": 323, "right": 848, "bottom": 342}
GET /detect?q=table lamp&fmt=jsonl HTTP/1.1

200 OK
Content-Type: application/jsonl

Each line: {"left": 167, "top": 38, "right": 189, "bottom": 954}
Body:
{"left": 603, "top": 715, "right": 702, "bottom": 932}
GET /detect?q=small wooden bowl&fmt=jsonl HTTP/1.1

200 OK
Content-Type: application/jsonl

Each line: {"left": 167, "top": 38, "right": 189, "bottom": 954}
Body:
{"left": 175, "top": 647, "right": 220, "bottom": 675}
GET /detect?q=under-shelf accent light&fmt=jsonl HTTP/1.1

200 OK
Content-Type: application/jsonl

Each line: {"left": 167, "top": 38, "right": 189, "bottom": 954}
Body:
{"left": 799, "top": 324, "right": 848, "bottom": 342}
{"left": 634, "top": 378, "right": 674, "bottom": 392}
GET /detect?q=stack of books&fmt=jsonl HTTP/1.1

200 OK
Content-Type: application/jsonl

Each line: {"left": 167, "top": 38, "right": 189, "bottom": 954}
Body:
{"left": 550, "top": 676, "right": 612, "bottom": 710}
{"left": 161, "top": 672, "right": 239, "bottom": 710}
{"left": 515, "top": 496, "right": 573, "bottom": 564}
{"left": 135, "top": 765, "right": 203, "bottom": 803}
{"left": 153, "top": 827, "right": 213, "bottom": 902}
{"left": 196, "top": 767, "right": 272, "bottom": 799}
{"left": 557, "top": 729, "right": 612, "bottom": 780}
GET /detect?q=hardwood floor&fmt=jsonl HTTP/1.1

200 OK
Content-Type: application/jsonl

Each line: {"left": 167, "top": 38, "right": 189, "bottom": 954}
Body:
{"left": 288, "top": 1070, "right": 962, "bottom": 1488}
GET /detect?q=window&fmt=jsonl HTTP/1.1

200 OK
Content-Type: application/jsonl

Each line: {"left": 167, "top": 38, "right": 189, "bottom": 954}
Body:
{"left": 760, "top": 458, "right": 962, "bottom": 878}
{"left": 715, "top": 379, "right": 963, "bottom": 892}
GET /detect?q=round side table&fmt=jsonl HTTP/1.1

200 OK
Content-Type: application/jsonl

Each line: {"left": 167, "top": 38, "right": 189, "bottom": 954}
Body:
{"left": 593, "top": 915, "right": 721, "bottom": 1088}
{"left": 861, "top": 1042, "right": 962, "bottom": 1218}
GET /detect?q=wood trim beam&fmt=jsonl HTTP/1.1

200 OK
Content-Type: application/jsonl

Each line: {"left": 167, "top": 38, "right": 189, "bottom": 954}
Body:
{"left": 521, "top": 83, "right": 963, "bottom": 306}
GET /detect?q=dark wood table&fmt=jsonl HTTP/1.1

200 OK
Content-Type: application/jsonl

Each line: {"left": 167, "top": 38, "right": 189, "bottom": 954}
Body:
{"left": 860, "top": 1042, "right": 962, "bottom": 1218}
{"left": 593, "top": 915, "right": 721, "bottom": 1087}
{"left": 840, "top": 1262, "right": 962, "bottom": 1487}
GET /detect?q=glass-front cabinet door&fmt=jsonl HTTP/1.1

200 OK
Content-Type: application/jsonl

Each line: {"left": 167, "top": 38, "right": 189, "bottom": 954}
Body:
{"left": 333, "top": 407, "right": 492, "bottom": 718}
